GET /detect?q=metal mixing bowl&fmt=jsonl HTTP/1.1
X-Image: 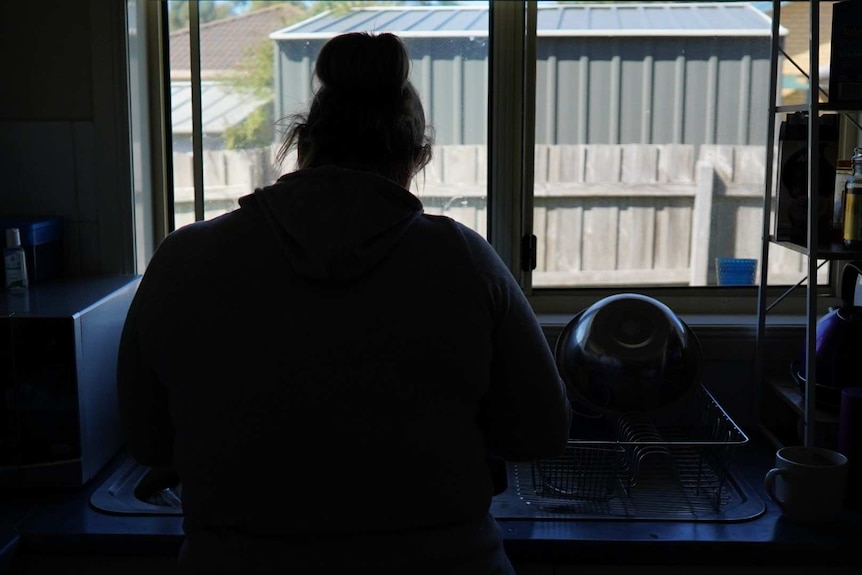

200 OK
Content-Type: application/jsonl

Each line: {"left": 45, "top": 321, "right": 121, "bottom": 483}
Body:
{"left": 555, "top": 293, "right": 702, "bottom": 416}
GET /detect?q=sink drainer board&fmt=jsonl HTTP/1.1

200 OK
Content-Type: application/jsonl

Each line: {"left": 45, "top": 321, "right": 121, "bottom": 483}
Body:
{"left": 91, "top": 458, "right": 182, "bottom": 516}
{"left": 491, "top": 385, "right": 766, "bottom": 522}
{"left": 490, "top": 451, "right": 765, "bottom": 522}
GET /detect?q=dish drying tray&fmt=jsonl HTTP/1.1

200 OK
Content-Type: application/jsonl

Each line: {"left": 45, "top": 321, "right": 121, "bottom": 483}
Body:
{"left": 492, "top": 385, "right": 763, "bottom": 521}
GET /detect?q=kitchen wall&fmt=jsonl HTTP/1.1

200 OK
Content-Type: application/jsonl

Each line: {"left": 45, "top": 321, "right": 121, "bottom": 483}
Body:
{"left": 0, "top": 0, "right": 134, "bottom": 277}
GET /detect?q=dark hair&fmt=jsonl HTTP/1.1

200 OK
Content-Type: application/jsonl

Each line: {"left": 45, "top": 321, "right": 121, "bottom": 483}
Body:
{"left": 276, "top": 32, "right": 434, "bottom": 187}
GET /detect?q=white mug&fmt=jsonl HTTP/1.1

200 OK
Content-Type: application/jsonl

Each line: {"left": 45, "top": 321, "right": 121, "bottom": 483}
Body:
{"left": 764, "top": 445, "right": 848, "bottom": 524}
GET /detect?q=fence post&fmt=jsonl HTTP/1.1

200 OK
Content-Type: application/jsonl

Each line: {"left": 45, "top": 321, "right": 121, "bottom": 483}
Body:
{"left": 689, "top": 160, "right": 715, "bottom": 286}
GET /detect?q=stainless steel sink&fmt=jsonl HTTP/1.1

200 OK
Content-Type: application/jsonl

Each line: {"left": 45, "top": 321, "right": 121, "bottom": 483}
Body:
{"left": 90, "top": 457, "right": 182, "bottom": 515}
{"left": 92, "top": 453, "right": 765, "bottom": 522}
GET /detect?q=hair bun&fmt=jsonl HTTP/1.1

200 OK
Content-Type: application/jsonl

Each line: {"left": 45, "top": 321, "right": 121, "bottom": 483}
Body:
{"left": 315, "top": 32, "right": 410, "bottom": 101}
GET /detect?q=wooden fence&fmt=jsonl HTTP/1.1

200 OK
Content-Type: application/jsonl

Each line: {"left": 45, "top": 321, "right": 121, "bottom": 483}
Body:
{"left": 172, "top": 144, "right": 813, "bottom": 287}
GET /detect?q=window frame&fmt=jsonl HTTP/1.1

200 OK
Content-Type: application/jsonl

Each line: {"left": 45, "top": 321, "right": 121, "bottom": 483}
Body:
{"left": 133, "top": 0, "right": 835, "bottom": 323}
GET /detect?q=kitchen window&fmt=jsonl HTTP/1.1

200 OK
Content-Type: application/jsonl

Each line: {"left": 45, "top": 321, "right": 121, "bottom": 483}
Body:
{"left": 127, "top": 0, "right": 844, "bottom": 319}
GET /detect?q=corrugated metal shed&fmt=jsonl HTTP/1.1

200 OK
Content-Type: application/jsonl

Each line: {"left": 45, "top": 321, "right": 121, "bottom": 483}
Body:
{"left": 271, "top": 3, "right": 785, "bottom": 148}
{"left": 270, "top": 3, "right": 780, "bottom": 38}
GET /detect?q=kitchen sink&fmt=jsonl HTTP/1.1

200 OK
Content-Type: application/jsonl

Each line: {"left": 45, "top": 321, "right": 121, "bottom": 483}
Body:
{"left": 90, "top": 457, "right": 182, "bottom": 515}
{"left": 91, "top": 454, "right": 765, "bottom": 522}
{"left": 91, "top": 385, "right": 765, "bottom": 522}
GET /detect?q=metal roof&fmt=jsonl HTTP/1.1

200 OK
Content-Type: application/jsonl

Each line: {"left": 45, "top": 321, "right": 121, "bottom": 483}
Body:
{"left": 171, "top": 82, "right": 266, "bottom": 134}
{"left": 270, "top": 3, "right": 783, "bottom": 40}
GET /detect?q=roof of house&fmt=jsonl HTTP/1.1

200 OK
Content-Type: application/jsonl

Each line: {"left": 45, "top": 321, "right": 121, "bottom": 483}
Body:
{"left": 171, "top": 81, "right": 266, "bottom": 135}
{"left": 271, "top": 2, "right": 784, "bottom": 40}
{"left": 170, "top": 4, "right": 304, "bottom": 78}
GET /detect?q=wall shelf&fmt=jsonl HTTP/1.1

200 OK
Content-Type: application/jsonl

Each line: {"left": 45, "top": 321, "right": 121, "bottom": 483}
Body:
{"left": 770, "top": 237, "right": 862, "bottom": 259}
{"left": 761, "top": 377, "right": 841, "bottom": 451}
{"left": 766, "top": 377, "right": 839, "bottom": 424}
{"left": 776, "top": 104, "right": 862, "bottom": 113}
{"left": 755, "top": 0, "right": 861, "bottom": 448}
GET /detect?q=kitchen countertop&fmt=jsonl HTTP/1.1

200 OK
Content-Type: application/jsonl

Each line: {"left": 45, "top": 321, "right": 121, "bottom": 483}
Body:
{"left": 3, "top": 429, "right": 862, "bottom": 568}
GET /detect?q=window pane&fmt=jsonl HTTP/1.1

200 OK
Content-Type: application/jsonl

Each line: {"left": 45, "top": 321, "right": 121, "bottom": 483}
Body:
{"left": 167, "top": 0, "right": 294, "bottom": 228}
{"left": 167, "top": 1, "right": 489, "bottom": 237}
{"left": 530, "top": 1, "right": 836, "bottom": 289}
{"left": 127, "top": 0, "right": 156, "bottom": 267}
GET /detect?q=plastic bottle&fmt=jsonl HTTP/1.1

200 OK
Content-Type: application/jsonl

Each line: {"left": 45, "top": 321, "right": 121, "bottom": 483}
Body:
{"left": 4, "top": 227, "right": 29, "bottom": 292}
{"left": 843, "top": 148, "right": 862, "bottom": 247}
{"left": 833, "top": 159, "right": 853, "bottom": 242}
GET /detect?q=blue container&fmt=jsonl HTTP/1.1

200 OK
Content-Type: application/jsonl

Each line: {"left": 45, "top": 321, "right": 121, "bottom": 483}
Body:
{"left": 0, "top": 216, "right": 63, "bottom": 283}
{"left": 716, "top": 258, "right": 757, "bottom": 286}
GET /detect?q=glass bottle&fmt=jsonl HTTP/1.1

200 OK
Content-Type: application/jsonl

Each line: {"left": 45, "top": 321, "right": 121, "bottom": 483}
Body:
{"left": 843, "top": 148, "right": 862, "bottom": 248}
{"left": 4, "top": 227, "right": 29, "bottom": 292}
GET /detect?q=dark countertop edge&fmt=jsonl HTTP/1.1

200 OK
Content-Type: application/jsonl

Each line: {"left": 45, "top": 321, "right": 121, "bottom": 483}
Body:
{"left": 5, "top": 430, "right": 862, "bottom": 566}
{"left": 15, "top": 532, "right": 181, "bottom": 557}
{"left": 10, "top": 532, "right": 859, "bottom": 567}
{"left": 501, "top": 539, "right": 857, "bottom": 567}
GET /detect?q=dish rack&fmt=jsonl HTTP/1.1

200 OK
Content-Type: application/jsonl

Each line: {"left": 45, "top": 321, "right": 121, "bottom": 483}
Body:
{"left": 529, "top": 385, "right": 748, "bottom": 513}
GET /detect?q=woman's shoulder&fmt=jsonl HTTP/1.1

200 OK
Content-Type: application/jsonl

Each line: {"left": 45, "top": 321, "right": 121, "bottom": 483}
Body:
{"left": 150, "top": 205, "right": 255, "bottom": 270}
{"left": 417, "top": 214, "right": 510, "bottom": 274}
{"left": 164, "top": 202, "right": 253, "bottom": 245}
{"left": 419, "top": 212, "right": 481, "bottom": 238}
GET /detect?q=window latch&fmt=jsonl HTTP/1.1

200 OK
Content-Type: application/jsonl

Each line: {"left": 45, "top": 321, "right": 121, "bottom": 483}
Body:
{"left": 521, "top": 234, "right": 537, "bottom": 272}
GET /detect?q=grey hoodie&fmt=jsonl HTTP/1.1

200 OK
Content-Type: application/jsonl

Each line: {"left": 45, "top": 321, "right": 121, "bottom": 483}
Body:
{"left": 117, "top": 166, "right": 570, "bottom": 573}
{"left": 255, "top": 166, "right": 423, "bottom": 280}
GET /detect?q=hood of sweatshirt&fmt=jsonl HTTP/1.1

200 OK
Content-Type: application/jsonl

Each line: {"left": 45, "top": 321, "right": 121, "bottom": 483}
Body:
{"left": 240, "top": 166, "right": 424, "bottom": 281}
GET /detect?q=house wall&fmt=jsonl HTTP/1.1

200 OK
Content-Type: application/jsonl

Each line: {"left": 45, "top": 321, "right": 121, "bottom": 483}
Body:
{"left": 534, "top": 35, "right": 773, "bottom": 152}
{"left": 275, "top": 33, "right": 773, "bottom": 152}
{"left": 0, "top": 0, "right": 133, "bottom": 277}
{"left": 273, "top": 36, "right": 490, "bottom": 146}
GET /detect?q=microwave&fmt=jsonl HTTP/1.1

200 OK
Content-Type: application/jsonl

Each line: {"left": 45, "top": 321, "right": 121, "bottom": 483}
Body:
{"left": 1, "top": 275, "right": 140, "bottom": 489}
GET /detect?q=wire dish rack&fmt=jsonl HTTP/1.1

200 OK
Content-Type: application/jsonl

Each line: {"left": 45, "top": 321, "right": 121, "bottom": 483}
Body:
{"left": 518, "top": 384, "right": 750, "bottom": 518}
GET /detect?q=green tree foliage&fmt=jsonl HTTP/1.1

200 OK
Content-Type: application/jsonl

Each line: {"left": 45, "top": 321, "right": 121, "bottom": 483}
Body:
{"left": 222, "top": 2, "right": 311, "bottom": 148}
{"left": 219, "top": 0, "right": 457, "bottom": 148}
{"left": 224, "top": 104, "right": 275, "bottom": 149}
{"left": 225, "top": 36, "right": 278, "bottom": 100}
{"left": 222, "top": 1, "right": 384, "bottom": 148}
{"left": 237, "top": 1, "right": 305, "bottom": 11}
{"left": 308, "top": 1, "right": 377, "bottom": 16}
{"left": 223, "top": 35, "right": 280, "bottom": 149}
{"left": 308, "top": 0, "right": 458, "bottom": 13}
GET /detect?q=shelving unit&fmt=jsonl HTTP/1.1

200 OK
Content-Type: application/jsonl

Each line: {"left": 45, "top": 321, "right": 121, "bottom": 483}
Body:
{"left": 755, "top": 0, "right": 862, "bottom": 448}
